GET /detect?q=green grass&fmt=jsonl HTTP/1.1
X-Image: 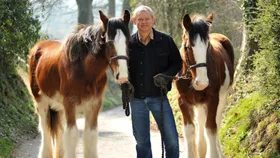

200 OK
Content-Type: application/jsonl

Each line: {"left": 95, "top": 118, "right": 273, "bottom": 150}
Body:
{"left": 0, "top": 138, "right": 14, "bottom": 158}
{"left": 220, "top": 92, "right": 280, "bottom": 157}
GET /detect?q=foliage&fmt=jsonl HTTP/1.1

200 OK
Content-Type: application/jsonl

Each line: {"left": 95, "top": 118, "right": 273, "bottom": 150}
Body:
{"left": 0, "top": 69, "right": 38, "bottom": 158}
{"left": 252, "top": 0, "right": 280, "bottom": 98}
{"left": 220, "top": 93, "right": 266, "bottom": 157}
{"left": 241, "top": 0, "right": 258, "bottom": 26}
{"left": 0, "top": 0, "right": 41, "bottom": 70}
{"left": 0, "top": 0, "right": 41, "bottom": 157}
{"left": 221, "top": 0, "right": 280, "bottom": 157}
{"left": 0, "top": 137, "right": 14, "bottom": 158}
{"left": 221, "top": 92, "right": 280, "bottom": 157}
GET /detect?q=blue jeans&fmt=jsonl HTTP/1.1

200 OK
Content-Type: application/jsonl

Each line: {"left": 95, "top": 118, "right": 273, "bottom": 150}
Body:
{"left": 130, "top": 96, "right": 179, "bottom": 158}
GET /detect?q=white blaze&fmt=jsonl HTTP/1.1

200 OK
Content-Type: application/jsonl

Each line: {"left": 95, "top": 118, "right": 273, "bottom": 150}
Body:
{"left": 113, "top": 29, "right": 128, "bottom": 79}
{"left": 192, "top": 35, "right": 209, "bottom": 90}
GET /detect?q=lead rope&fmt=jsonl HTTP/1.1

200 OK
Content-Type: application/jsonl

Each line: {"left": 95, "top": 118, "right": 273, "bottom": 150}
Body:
{"left": 120, "top": 82, "right": 134, "bottom": 116}
{"left": 160, "top": 87, "right": 165, "bottom": 158}
{"left": 154, "top": 74, "right": 173, "bottom": 158}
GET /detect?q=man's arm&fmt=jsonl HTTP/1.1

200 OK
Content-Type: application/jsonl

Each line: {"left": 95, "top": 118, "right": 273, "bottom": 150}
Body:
{"left": 162, "top": 36, "right": 182, "bottom": 76}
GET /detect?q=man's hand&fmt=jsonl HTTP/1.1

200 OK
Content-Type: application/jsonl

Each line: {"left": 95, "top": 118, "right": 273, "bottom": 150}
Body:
{"left": 153, "top": 73, "right": 169, "bottom": 89}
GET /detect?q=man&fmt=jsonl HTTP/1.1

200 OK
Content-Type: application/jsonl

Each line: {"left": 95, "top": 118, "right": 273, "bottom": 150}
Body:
{"left": 128, "top": 5, "right": 182, "bottom": 158}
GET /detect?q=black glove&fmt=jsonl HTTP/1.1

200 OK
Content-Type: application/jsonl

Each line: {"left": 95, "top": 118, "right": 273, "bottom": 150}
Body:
{"left": 153, "top": 73, "right": 170, "bottom": 89}
{"left": 120, "top": 82, "right": 134, "bottom": 116}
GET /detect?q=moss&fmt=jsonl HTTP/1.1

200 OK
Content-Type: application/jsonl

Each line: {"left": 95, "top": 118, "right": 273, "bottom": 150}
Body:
{"left": 0, "top": 138, "right": 14, "bottom": 158}
{"left": 0, "top": 69, "right": 37, "bottom": 157}
{"left": 220, "top": 92, "right": 267, "bottom": 157}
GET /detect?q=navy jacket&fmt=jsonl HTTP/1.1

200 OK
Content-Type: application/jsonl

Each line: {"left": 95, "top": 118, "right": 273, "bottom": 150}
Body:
{"left": 128, "top": 28, "right": 182, "bottom": 99}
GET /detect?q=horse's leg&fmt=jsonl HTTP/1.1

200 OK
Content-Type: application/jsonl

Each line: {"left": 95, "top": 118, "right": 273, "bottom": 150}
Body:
{"left": 179, "top": 97, "right": 198, "bottom": 158}
{"left": 205, "top": 98, "right": 220, "bottom": 158}
{"left": 215, "top": 64, "right": 231, "bottom": 158}
{"left": 194, "top": 106, "right": 207, "bottom": 158}
{"left": 37, "top": 99, "right": 53, "bottom": 158}
{"left": 63, "top": 99, "right": 78, "bottom": 158}
{"left": 215, "top": 92, "right": 227, "bottom": 158}
{"left": 84, "top": 98, "right": 102, "bottom": 158}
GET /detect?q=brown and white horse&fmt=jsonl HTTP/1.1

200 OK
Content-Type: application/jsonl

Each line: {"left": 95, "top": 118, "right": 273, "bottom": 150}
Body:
{"left": 28, "top": 10, "right": 130, "bottom": 158}
{"left": 174, "top": 13, "right": 234, "bottom": 158}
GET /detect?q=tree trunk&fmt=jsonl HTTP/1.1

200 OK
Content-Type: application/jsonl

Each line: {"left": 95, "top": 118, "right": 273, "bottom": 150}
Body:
{"left": 108, "top": 0, "right": 115, "bottom": 17}
{"left": 76, "top": 0, "right": 93, "bottom": 24}
{"left": 232, "top": 0, "right": 258, "bottom": 89}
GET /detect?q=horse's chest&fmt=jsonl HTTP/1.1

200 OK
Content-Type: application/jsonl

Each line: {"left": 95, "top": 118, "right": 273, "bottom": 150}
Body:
{"left": 182, "top": 91, "right": 206, "bottom": 105}
{"left": 175, "top": 79, "right": 192, "bottom": 93}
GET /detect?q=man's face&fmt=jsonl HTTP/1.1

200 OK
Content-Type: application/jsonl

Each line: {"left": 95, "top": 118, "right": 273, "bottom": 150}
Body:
{"left": 133, "top": 11, "right": 155, "bottom": 33}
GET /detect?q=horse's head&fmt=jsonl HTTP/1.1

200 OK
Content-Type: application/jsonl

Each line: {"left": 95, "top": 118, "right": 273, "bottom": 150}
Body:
{"left": 63, "top": 10, "right": 130, "bottom": 84}
{"left": 99, "top": 10, "right": 130, "bottom": 84}
{"left": 181, "top": 13, "right": 213, "bottom": 91}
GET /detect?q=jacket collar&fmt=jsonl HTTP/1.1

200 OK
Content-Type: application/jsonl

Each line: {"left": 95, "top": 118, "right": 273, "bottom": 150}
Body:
{"left": 132, "top": 28, "right": 162, "bottom": 44}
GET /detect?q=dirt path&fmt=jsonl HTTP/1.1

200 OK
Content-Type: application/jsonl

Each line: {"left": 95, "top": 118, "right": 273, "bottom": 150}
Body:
{"left": 15, "top": 68, "right": 186, "bottom": 157}
{"left": 14, "top": 106, "right": 186, "bottom": 158}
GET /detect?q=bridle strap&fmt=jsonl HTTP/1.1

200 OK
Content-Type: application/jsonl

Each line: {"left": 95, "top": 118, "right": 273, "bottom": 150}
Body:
{"left": 184, "top": 43, "right": 207, "bottom": 72}
{"left": 108, "top": 55, "right": 129, "bottom": 79}
{"left": 187, "top": 63, "right": 207, "bottom": 72}
{"left": 109, "top": 55, "right": 129, "bottom": 64}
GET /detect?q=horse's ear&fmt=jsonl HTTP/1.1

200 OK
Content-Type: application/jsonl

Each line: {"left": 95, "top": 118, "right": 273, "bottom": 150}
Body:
{"left": 122, "top": 9, "right": 130, "bottom": 27}
{"left": 183, "top": 14, "right": 191, "bottom": 31}
{"left": 99, "top": 10, "right": 108, "bottom": 33}
{"left": 206, "top": 13, "right": 213, "bottom": 25}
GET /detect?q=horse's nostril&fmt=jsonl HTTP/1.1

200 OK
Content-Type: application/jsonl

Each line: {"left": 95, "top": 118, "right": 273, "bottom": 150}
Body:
{"left": 195, "top": 80, "right": 200, "bottom": 86}
{"left": 116, "top": 72, "right": 120, "bottom": 80}
{"left": 195, "top": 79, "right": 208, "bottom": 88}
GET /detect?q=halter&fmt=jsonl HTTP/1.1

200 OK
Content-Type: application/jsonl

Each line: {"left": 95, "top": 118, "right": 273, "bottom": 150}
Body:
{"left": 183, "top": 42, "right": 208, "bottom": 79}
{"left": 109, "top": 55, "right": 129, "bottom": 64}
{"left": 103, "top": 38, "right": 129, "bottom": 79}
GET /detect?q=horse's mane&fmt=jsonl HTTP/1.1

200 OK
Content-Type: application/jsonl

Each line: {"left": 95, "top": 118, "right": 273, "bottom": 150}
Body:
{"left": 189, "top": 14, "right": 210, "bottom": 44}
{"left": 63, "top": 24, "right": 104, "bottom": 62}
{"left": 107, "top": 17, "right": 130, "bottom": 41}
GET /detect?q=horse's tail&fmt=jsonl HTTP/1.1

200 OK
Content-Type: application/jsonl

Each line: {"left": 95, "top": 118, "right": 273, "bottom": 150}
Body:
{"left": 28, "top": 44, "right": 42, "bottom": 99}
{"left": 49, "top": 109, "right": 63, "bottom": 143}
{"left": 48, "top": 108, "right": 64, "bottom": 157}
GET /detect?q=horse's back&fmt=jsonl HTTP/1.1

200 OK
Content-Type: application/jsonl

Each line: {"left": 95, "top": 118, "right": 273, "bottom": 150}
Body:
{"left": 29, "top": 40, "right": 62, "bottom": 99}
{"left": 210, "top": 33, "right": 234, "bottom": 67}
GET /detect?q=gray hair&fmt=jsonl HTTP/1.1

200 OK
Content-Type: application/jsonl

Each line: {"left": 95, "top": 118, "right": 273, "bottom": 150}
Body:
{"left": 132, "top": 5, "right": 154, "bottom": 18}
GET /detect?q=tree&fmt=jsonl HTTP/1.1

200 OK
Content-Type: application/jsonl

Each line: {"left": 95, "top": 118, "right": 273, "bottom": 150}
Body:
{"left": 76, "top": 0, "right": 93, "bottom": 24}
{"left": 233, "top": 0, "right": 258, "bottom": 88}
{"left": 108, "top": 0, "right": 115, "bottom": 17}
